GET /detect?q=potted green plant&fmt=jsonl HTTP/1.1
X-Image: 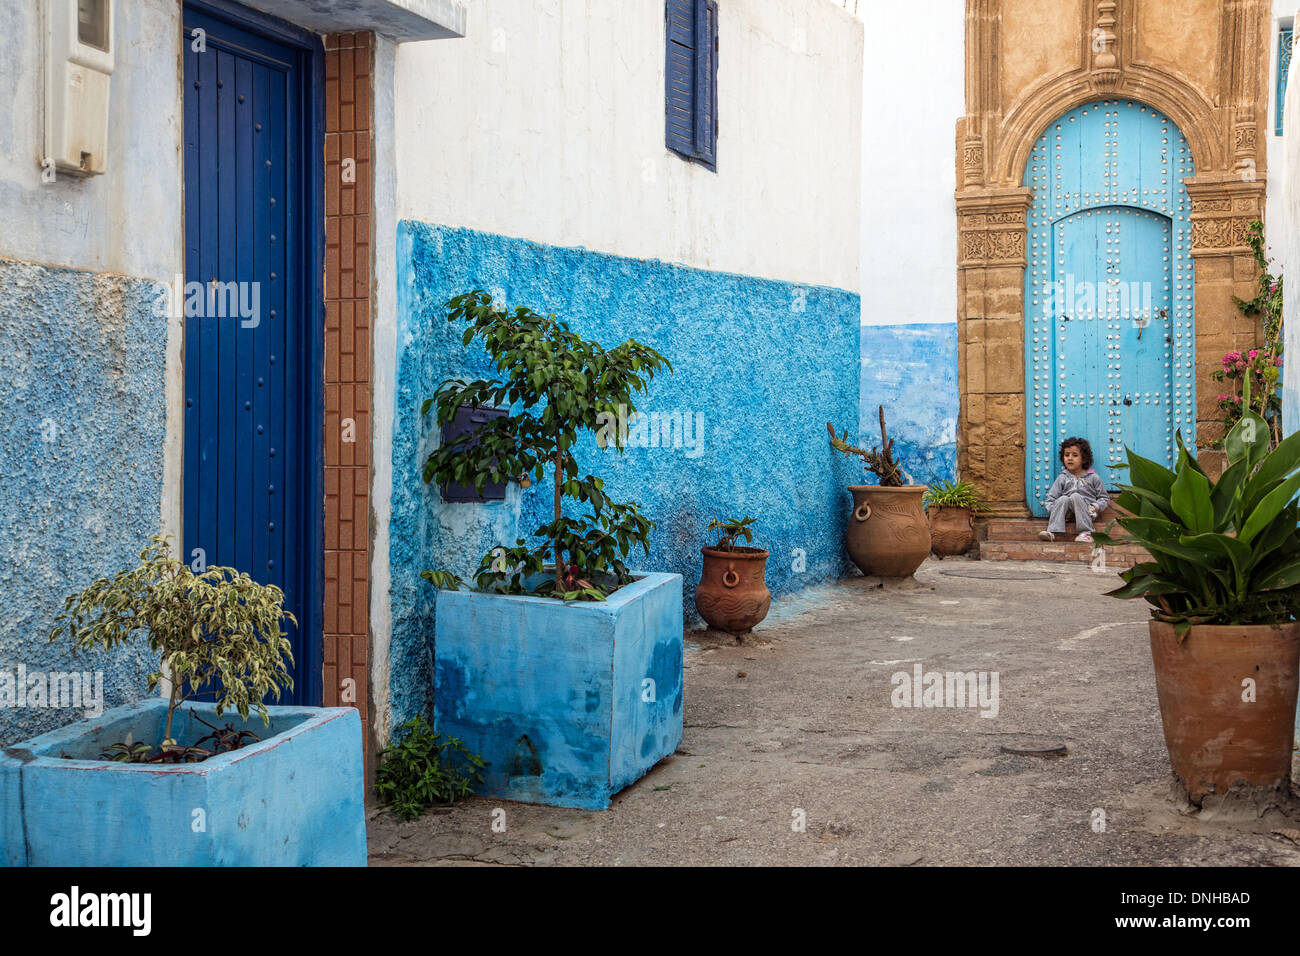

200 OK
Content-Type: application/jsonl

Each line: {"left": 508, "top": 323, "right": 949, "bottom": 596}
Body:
{"left": 827, "top": 406, "right": 930, "bottom": 577}
{"left": 419, "top": 291, "right": 684, "bottom": 810}
{"left": 1, "top": 535, "right": 365, "bottom": 866}
{"left": 695, "top": 515, "right": 771, "bottom": 634}
{"left": 923, "top": 480, "right": 986, "bottom": 557}
{"left": 1096, "top": 385, "right": 1300, "bottom": 806}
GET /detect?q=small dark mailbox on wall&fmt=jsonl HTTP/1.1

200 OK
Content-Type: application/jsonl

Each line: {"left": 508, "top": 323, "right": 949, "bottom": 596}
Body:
{"left": 441, "top": 405, "right": 509, "bottom": 502}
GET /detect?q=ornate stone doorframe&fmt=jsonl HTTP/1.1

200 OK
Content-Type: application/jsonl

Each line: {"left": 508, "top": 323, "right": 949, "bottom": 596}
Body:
{"left": 956, "top": 0, "right": 1272, "bottom": 514}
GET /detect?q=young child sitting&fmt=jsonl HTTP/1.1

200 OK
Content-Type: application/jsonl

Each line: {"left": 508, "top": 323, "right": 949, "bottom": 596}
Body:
{"left": 1038, "top": 437, "right": 1109, "bottom": 543}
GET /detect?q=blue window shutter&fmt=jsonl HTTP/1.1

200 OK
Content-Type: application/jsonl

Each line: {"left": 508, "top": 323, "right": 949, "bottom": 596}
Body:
{"left": 694, "top": 0, "right": 718, "bottom": 167}
{"left": 666, "top": 0, "right": 696, "bottom": 155}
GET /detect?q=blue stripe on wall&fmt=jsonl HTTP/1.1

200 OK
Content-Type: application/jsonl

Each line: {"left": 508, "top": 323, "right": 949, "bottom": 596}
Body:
{"left": 858, "top": 323, "right": 958, "bottom": 486}
{"left": 390, "top": 222, "right": 862, "bottom": 726}
{"left": 0, "top": 258, "right": 166, "bottom": 746}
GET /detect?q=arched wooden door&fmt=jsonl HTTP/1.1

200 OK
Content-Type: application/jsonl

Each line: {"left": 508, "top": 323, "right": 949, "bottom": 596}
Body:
{"left": 1023, "top": 99, "right": 1196, "bottom": 516}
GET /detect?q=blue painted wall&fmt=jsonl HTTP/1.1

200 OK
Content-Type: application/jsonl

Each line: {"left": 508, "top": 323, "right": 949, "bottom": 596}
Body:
{"left": 390, "top": 223, "right": 861, "bottom": 726}
{"left": 0, "top": 258, "right": 166, "bottom": 747}
{"left": 858, "top": 323, "right": 958, "bottom": 486}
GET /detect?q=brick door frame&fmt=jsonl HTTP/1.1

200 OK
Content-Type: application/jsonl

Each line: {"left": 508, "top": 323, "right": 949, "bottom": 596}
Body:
{"left": 956, "top": 0, "right": 1272, "bottom": 514}
{"left": 321, "top": 30, "right": 376, "bottom": 777}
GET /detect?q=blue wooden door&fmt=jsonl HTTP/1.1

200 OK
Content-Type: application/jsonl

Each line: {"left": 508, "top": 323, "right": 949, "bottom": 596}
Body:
{"left": 182, "top": 5, "right": 322, "bottom": 705}
{"left": 1024, "top": 100, "right": 1196, "bottom": 515}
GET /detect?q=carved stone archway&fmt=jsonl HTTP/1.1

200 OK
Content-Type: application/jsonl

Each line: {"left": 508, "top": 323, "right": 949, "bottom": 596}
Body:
{"left": 956, "top": 0, "right": 1272, "bottom": 514}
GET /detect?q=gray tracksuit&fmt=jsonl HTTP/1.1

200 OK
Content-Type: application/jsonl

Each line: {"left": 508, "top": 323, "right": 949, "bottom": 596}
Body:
{"left": 1044, "top": 469, "right": 1109, "bottom": 533}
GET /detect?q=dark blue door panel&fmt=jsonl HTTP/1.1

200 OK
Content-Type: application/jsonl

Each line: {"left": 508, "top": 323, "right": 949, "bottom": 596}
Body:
{"left": 183, "top": 4, "right": 322, "bottom": 706}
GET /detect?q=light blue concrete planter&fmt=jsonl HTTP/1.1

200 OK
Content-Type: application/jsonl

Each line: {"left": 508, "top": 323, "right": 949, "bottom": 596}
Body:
{"left": 0, "top": 699, "right": 366, "bottom": 866}
{"left": 434, "top": 572, "right": 684, "bottom": 810}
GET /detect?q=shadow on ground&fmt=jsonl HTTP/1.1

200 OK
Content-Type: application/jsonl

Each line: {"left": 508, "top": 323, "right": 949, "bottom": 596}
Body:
{"left": 367, "top": 559, "right": 1300, "bottom": 866}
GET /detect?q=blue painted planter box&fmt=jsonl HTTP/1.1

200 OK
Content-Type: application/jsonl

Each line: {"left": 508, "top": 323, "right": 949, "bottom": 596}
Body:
{"left": 0, "top": 699, "right": 366, "bottom": 866}
{"left": 434, "top": 572, "right": 684, "bottom": 810}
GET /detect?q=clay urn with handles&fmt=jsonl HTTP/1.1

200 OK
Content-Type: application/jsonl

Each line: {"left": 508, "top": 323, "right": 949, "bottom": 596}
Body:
{"left": 828, "top": 409, "right": 932, "bottom": 578}
{"left": 694, "top": 516, "right": 771, "bottom": 634}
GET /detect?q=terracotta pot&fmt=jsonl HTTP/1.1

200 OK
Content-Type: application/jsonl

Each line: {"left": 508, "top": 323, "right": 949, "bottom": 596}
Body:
{"left": 695, "top": 547, "right": 771, "bottom": 633}
{"left": 845, "top": 485, "right": 930, "bottom": 578}
{"left": 1148, "top": 620, "right": 1300, "bottom": 804}
{"left": 928, "top": 505, "right": 974, "bottom": 557}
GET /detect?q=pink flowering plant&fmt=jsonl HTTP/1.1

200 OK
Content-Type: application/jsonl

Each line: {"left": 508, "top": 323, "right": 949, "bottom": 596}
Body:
{"left": 1208, "top": 221, "right": 1283, "bottom": 448}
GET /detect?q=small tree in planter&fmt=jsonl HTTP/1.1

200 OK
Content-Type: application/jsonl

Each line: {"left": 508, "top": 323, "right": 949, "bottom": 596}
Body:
{"left": 48, "top": 534, "right": 295, "bottom": 755}
{"left": 5, "top": 537, "right": 365, "bottom": 866}
{"left": 695, "top": 516, "right": 771, "bottom": 635}
{"left": 421, "top": 291, "right": 671, "bottom": 600}
{"left": 1097, "top": 380, "right": 1300, "bottom": 806}
{"left": 420, "top": 292, "right": 685, "bottom": 810}
{"left": 826, "top": 406, "right": 931, "bottom": 577}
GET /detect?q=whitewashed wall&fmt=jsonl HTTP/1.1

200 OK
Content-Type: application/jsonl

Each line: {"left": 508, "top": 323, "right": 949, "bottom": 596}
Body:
{"left": 394, "top": 0, "right": 864, "bottom": 293}
{"left": 1282, "top": 6, "right": 1300, "bottom": 435}
{"left": 860, "top": 0, "right": 964, "bottom": 325}
{"left": 1266, "top": 0, "right": 1294, "bottom": 258}
{"left": 0, "top": 0, "right": 183, "bottom": 280}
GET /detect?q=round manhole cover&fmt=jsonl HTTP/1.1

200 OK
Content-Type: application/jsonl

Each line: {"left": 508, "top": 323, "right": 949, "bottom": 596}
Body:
{"left": 938, "top": 567, "right": 1056, "bottom": 581}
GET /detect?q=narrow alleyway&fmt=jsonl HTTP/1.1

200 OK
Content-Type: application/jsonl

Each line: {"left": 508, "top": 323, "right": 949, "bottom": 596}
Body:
{"left": 368, "top": 560, "right": 1300, "bottom": 866}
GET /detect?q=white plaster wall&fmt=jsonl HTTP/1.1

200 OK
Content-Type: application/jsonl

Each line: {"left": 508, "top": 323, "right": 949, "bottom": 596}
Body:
{"left": 861, "top": 0, "right": 964, "bottom": 325}
{"left": 0, "top": 0, "right": 184, "bottom": 282}
{"left": 1282, "top": 5, "right": 1300, "bottom": 436}
{"left": 1266, "top": 0, "right": 1294, "bottom": 259}
{"left": 370, "top": 35, "right": 399, "bottom": 748}
{"left": 0, "top": 0, "right": 184, "bottom": 539}
{"left": 394, "top": 0, "right": 863, "bottom": 293}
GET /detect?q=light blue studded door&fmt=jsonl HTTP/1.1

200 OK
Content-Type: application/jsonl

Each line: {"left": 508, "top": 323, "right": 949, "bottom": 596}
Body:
{"left": 1024, "top": 100, "right": 1196, "bottom": 516}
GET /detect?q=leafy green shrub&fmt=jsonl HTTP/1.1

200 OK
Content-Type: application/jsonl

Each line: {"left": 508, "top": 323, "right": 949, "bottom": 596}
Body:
{"left": 923, "top": 480, "right": 986, "bottom": 512}
{"left": 707, "top": 516, "right": 756, "bottom": 551}
{"left": 420, "top": 291, "right": 671, "bottom": 601}
{"left": 374, "top": 716, "right": 487, "bottom": 820}
{"left": 48, "top": 534, "right": 295, "bottom": 749}
{"left": 1098, "top": 378, "right": 1300, "bottom": 636}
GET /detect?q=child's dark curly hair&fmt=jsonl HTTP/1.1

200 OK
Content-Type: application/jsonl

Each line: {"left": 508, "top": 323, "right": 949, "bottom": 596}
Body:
{"left": 1059, "top": 437, "right": 1093, "bottom": 470}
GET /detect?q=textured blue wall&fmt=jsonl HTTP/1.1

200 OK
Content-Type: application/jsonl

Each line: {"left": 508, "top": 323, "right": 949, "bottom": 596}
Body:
{"left": 390, "top": 223, "right": 861, "bottom": 727}
{"left": 0, "top": 258, "right": 166, "bottom": 747}
{"left": 859, "top": 323, "right": 958, "bottom": 486}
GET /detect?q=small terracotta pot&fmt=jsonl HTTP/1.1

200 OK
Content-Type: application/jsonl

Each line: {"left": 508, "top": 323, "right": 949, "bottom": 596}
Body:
{"left": 845, "top": 485, "right": 930, "bottom": 577}
{"left": 695, "top": 547, "right": 771, "bottom": 633}
{"left": 927, "top": 505, "right": 974, "bottom": 557}
{"left": 1148, "top": 620, "right": 1300, "bottom": 804}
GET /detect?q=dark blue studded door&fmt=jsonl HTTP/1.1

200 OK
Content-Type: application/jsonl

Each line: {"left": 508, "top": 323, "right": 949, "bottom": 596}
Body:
{"left": 182, "top": 3, "right": 322, "bottom": 705}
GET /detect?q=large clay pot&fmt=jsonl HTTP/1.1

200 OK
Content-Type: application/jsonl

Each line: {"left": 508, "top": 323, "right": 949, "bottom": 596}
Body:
{"left": 1148, "top": 620, "right": 1300, "bottom": 804}
{"left": 695, "top": 547, "right": 771, "bottom": 633}
{"left": 928, "top": 505, "right": 974, "bottom": 557}
{"left": 845, "top": 485, "right": 930, "bottom": 577}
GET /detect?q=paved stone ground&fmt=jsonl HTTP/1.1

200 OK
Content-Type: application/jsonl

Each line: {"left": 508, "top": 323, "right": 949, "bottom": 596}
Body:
{"left": 367, "top": 559, "right": 1300, "bottom": 866}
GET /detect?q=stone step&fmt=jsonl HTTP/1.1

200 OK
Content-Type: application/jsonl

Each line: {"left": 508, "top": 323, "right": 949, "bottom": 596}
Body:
{"left": 982, "top": 516, "right": 1135, "bottom": 541}
{"left": 979, "top": 539, "right": 1150, "bottom": 569}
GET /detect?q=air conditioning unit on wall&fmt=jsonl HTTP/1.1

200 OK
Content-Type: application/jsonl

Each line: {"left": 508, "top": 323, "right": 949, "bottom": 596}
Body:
{"left": 45, "top": 0, "right": 115, "bottom": 177}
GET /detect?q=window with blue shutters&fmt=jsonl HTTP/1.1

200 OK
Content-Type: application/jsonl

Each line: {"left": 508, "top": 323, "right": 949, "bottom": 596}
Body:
{"left": 666, "top": 0, "right": 718, "bottom": 169}
{"left": 1277, "top": 24, "right": 1292, "bottom": 135}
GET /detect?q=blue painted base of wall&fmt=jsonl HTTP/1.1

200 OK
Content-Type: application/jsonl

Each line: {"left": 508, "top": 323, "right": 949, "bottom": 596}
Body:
{"left": 434, "top": 572, "right": 684, "bottom": 810}
{"left": 0, "top": 257, "right": 166, "bottom": 747}
{"left": 1, "top": 700, "right": 366, "bottom": 866}
{"left": 859, "top": 323, "right": 958, "bottom": 487}
{"left": 389, "top": 223, "right": 861, "bottom": 727}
